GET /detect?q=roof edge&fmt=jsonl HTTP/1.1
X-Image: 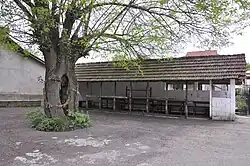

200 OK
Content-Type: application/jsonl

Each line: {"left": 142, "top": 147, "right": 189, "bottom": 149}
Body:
{"left": 76, "top": 53, "right": 246, "bottom": 65}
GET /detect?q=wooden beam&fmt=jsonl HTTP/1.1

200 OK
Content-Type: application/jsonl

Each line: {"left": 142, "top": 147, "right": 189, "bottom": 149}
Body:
{"left": 113, "top": 82, "right": 117, "bottom": 111}
{"left": 99, "top": 82, "right": 102, "bottom": 109}
{"left": 146, "top": 81, "right": 149, "bottom": 113}
{"left": 185, "top": 81, "right": 188, "bottom": 119}
{"left": 129, "top": 82, "right": 132, "bottom": 112}
{"left": 165, "top": 82, "right": 168, "bottom": 114}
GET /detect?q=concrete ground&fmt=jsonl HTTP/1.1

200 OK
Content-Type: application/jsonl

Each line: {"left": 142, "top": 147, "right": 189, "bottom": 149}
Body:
{"left": 1, "top": 108, "right": 250, "bottom": 166}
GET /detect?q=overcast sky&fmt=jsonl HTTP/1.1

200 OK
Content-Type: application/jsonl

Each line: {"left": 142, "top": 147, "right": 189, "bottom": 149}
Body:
{"left": 79, "top": 26, "right": 250, "bottom": 63}
{"left": 182, "top": 26, "right": 250, "bottom": 63}
{"left": 220, "top": 27, "right": 250, "bottom": 63}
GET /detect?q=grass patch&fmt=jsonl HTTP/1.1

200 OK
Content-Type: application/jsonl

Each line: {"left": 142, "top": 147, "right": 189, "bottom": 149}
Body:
{"left": 26, "top": 110, "right": 91, "bottom": 132}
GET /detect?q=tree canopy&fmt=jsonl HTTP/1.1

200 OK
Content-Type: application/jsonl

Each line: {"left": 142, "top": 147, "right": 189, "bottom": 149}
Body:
{"left": 1, "top": 0, "right": 249, "bottom": 60}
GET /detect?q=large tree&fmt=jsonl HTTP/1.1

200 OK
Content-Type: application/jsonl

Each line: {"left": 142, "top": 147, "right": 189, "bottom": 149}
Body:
{"left": 0, "top": 0, "right": 249, "bottom": 117}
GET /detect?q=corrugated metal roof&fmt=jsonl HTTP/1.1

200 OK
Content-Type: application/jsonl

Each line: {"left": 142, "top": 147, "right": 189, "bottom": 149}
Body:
{"left": 75, "top": 54, "right": 246, "bottom": 82}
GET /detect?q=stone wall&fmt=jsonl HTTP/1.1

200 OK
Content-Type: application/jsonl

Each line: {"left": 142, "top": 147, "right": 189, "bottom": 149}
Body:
{"left": 0, "top": 93, "right": 43, "bottom": 101}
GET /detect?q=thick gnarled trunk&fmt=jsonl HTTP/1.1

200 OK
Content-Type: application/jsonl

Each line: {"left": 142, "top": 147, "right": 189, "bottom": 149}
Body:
{"left": 43, "top": 48, "right": 79, "bottom": 118}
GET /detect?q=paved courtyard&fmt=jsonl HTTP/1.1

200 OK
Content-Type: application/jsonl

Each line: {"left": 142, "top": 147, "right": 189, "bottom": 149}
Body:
{"left": 1, "top": 108, "right": 250, "bottom": 166}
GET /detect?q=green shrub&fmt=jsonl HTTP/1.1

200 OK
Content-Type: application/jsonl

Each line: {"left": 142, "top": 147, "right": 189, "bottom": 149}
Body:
{"left": 236, "top": 95, "right": 247, "bottom": 110}
{"left": 26, "top": 111, "right": 46, "bottom": 128}
{"left": 68, "top": 111, "right": 91, "bottom": 128}
{"left": 36, "top": 117, "right": 66, "bottom": 132}
{"left": 26, "top": 110, "right": 91, "bottom": 132}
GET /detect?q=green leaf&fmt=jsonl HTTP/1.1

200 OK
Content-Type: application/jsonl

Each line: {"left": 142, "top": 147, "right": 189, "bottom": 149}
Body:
{"left": 159, "top": 0, "right": 168, "bottom": 6}
{"left": 247, "top": 63, "right": 250, "bottom": 70}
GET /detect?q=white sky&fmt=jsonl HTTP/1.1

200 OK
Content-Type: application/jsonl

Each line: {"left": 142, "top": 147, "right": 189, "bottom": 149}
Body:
{"left": 79, "top": 26, "right": 250, "bottom": 63}
{"left": 220, "top": 27, "right": 250, "bottom": 63}
{"left": 182, "top": 26, "right": 250, "bottom": 63}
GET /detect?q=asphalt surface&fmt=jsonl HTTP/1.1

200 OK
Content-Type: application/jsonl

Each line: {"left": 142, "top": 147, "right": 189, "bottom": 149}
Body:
{"left": 1, "top": 107, "right": 250, "bottom": 166}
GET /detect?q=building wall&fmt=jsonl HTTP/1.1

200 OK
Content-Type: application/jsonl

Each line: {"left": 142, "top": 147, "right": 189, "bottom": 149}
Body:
{"left": 0, "top": 49, "right": 45, "bottom": 100}
{"left": 211, "top": 97, "right": 232, "bottom": 119}
{"left": 246, "top": 79, "right": 250, "bottom": 86}
{"left": 78, "top": 81, "right": 210, "bottom": 102}
{"left": 211, "top": 79, "right": 235, "bottom": 121}
{"left": 79, "top": 80, "right": 236, "bottom": 121}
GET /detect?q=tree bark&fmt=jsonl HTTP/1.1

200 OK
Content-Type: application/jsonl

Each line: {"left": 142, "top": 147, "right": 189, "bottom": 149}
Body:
{"left": 43, "top": 47, "right": 79, "bottom": 118}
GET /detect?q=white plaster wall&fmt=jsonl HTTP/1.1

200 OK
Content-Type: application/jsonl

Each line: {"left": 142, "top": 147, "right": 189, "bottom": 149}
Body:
{"left": 211, "top": 79, "right": 235, "bottom": 121}
{"left": 0, "top": 49, "right": 45, "bottom": 96}
{"left": 246, "top": 79, "right": 250, "bottom": 86}
{"left": 211, "top": 97, "right": 234, "bottom": 120}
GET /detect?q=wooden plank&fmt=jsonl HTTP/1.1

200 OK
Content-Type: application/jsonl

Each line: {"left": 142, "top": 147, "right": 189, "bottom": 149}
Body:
{"left": 99, "top": 82, "right": 102, "bottom": 109}
{"left": 185, "top": 81, "right": 188, "bottom": 118}
{"left": 146, "top": 81, "right": 149, "bottom": 113}
{"left": 113, "top": 82, "right": 117, "bottom": 111}
{"left": 86, "top": 95, "right": 127, "bottom": 99}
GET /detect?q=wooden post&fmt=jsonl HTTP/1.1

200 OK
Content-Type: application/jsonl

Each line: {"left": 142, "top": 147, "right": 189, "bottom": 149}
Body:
{"left": 113, "top": 82, "right": 117, "bottom": 111}
{"left": 194, "top": 82, "right": 198, "bottom": 91}
{"left": 129, "top": 82, "right": 132, "bottom": 112}
{"left": 145, "top": 81, "right": 149, "bottom": 113}
{"left": 90, "top": 82, "right": 92, "bottom": 95}
{"left": 86, "top": 82, "right": 89, "bottom": 109}
{"left": 185, "top": 81, "right": 188, "bottom": 119}
{"left": 209, "top": 80, "right": 212, "bottom": 118}
{"left": 86, "top": 98, "right": 89, "bottom": 109}
{"left": 230, "top": 79, "right": 236, "bottom": 120}
{"left": 77, "top": 83, "right": 80, "bottom": 108}
{"left": 99, "top": 82, "right": 102, "bottom": 109}
{"left": 165, "top": 82, "right": 168, "bottom": 114}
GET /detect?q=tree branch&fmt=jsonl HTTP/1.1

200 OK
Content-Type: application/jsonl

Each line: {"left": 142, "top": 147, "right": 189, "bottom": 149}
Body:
{"left": 13, "top": 0, "right": 33, "bottom": 19}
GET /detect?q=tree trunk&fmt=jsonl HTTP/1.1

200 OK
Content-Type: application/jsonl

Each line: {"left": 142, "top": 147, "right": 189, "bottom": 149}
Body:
{"left": 43, "top": 48, "right": 79, "bottom": 118}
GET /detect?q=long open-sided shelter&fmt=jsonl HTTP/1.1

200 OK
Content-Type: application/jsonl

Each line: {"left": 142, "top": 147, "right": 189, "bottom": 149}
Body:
{"left": 76, "top": 54, "right": 246, "bottom": 120}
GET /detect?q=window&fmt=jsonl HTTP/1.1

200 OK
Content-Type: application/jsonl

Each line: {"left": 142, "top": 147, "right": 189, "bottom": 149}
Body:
{"left": 173, "top": 84, "right": 183, "bottom": 90}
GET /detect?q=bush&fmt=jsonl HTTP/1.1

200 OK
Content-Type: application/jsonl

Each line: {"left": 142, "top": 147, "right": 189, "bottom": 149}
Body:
{"left": 236, "top": 95, "right": 247, "bottom": 110}
{"left": 26, "top": 111, "right": 46, "bottom": 128}
{"left": 68, "top": 111, "right": 91, "bottom": 128}
{"left": 26, "top": 110, "right": 91, "bottom": 132}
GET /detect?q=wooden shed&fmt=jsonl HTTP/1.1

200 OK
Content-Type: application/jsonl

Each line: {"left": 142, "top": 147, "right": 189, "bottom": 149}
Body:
{"left": 76, "top": 54, "right": 246, "bottom": 120}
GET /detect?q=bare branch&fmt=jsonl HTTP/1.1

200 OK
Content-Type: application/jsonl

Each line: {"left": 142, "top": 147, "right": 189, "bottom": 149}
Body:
{"left": 13, "top": 0, "right": 33, "bottom": 19}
